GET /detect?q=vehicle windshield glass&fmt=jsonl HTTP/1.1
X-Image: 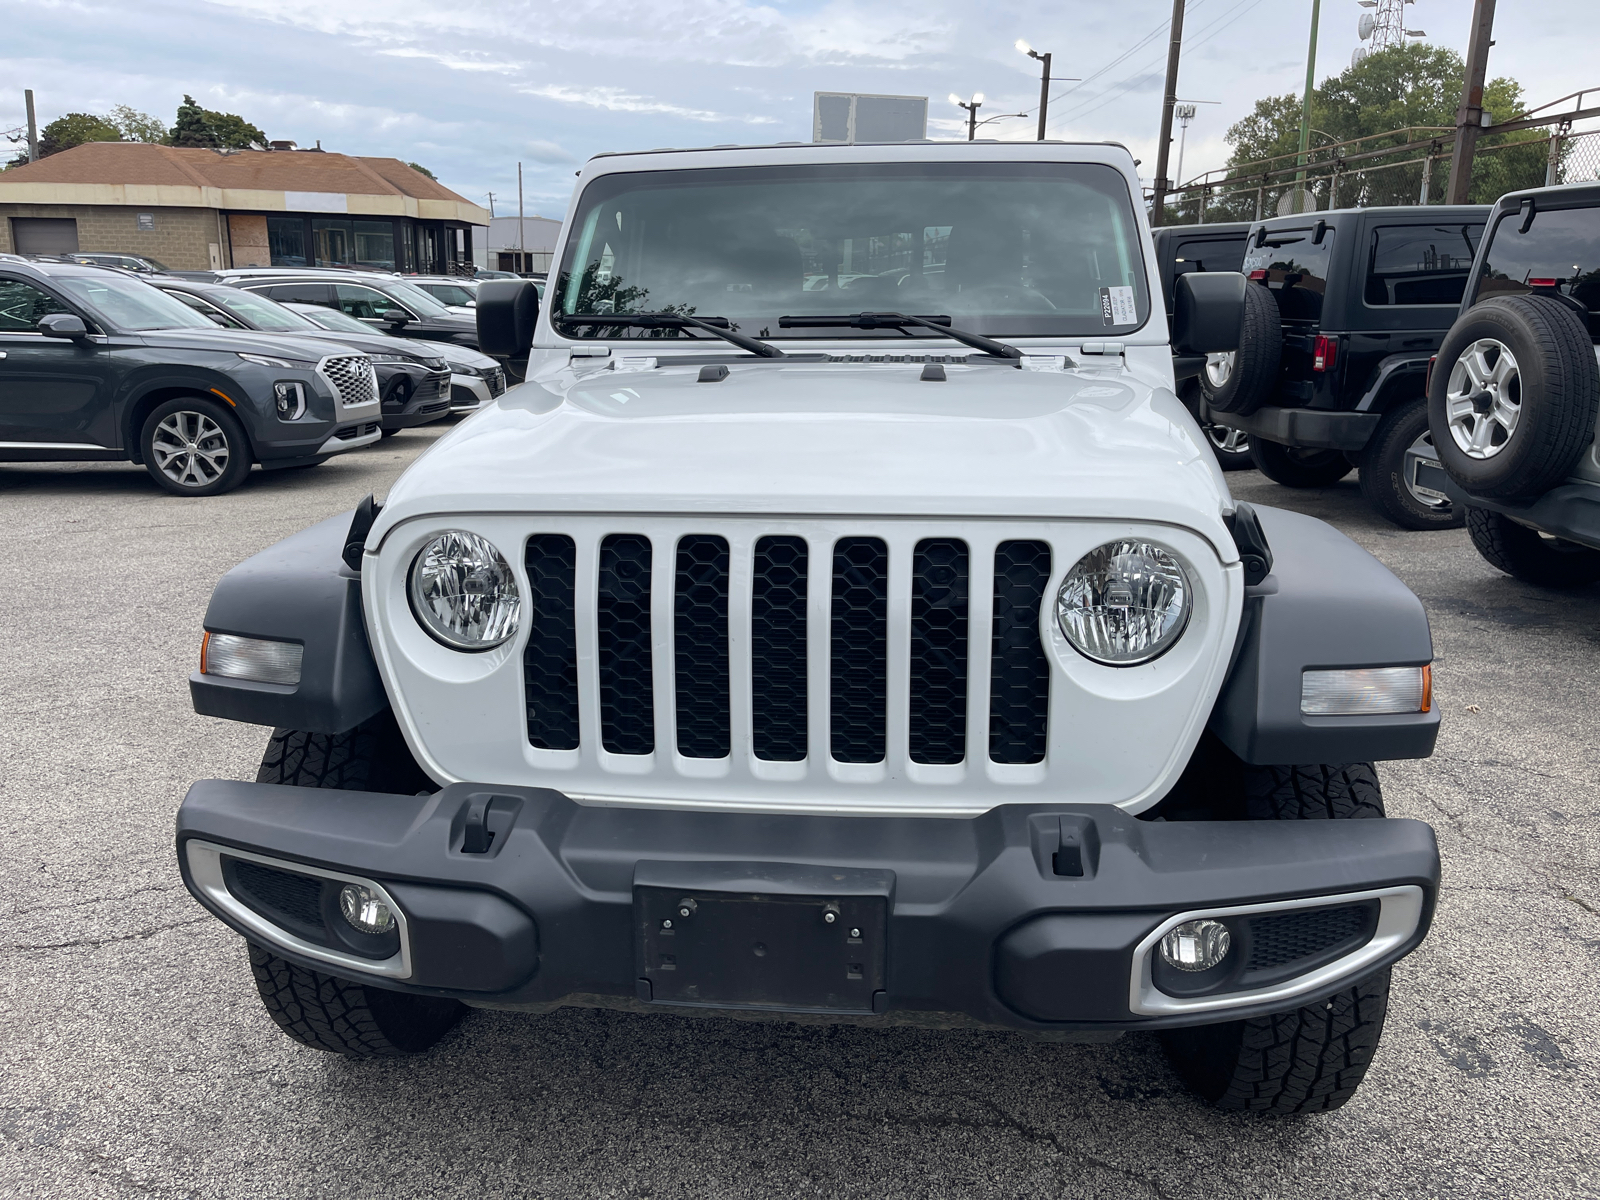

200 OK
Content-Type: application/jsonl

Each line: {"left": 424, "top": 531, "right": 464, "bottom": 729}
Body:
{"left": 1242, "top": 228, "right": 1334, "bottom": 322}
{"left": 424, "top": 282, "right": 477, "bottom": 306}
{"left": 1474, "top": 205, "right": 1600, "bottom": 318}
{"left": 287, "top": 303, "right": 376, "bottom": 334}
{"left": 555, "top": 162, "right": 1150, "bottom": 340}
{"left": 54, "top": 274, "right": 214, "bottom": 330}
{"left": 383, "top": 280, "right": 453, "bottom": 318}
{"left": 208, "top": 289, "right": 318, "bottom": 332}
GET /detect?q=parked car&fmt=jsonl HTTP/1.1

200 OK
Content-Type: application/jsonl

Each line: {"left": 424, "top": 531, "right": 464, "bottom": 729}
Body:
{"left": 407, "top": 275, "right": 479, "bottom": 312}
{"left": 1197, "top": 205, "right": 1491, "bottom": 528}
{"left": 474, "top": 269, "right": 521, "bottom": 280}
{"left": 1153, "top": 221, "right": 1253, "bottom": 468}
{"left": 281, "top": 302, "right": 506, "bottom": 411}
{"left": 148, "top": 278, "right": 453, "bottom": 435}
{"left": 0, "top": 259, "right": 380, "bottom": 495}
{"left": 211, "top": 270, "right": 481, "bottom": 349}
{"left": 65, "top": 252, "right": 172, "bottom": 274}
{"left": 1411, "top": 181, "right": 1600, "bottom": 585}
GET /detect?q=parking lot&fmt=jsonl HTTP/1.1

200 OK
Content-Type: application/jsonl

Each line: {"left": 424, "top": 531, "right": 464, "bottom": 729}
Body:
{"left": 2, "top": 427, "right": 1597, "bottom": 1200}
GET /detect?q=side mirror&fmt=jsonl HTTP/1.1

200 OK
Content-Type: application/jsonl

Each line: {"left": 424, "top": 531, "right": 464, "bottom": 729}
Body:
{"left": 476, "top": 278, "right": 540, "bottom": 359}
{"left": 384, "top": 311, "right": 412, "bottom": 327}
{"left": 38, "top": 313, "right": 89, "bottom": 339}
{"left": 1172, "top": 272, "right": 1246, "bottom": 355}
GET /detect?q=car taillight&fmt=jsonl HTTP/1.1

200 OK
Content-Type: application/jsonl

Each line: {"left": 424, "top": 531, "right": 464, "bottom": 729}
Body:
{"left": 1528, "top": 277, "right": 1559, "bottom": 288}
{"left": 1312, "top": 335, "right": 1338, "bottom": 372}
{"left": 1247, "top": 270, "right": 1269, "bottom": 282}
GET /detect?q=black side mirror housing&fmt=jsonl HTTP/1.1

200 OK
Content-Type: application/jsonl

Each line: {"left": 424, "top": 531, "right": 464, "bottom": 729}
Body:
{"left": 476, "top": 278, "right": 540, "bottom": 359}
{"left": 38, "top": 313, "right": 89, "bottom": 339}
{"left": 384, "top": 312, "right": 412, "bottom": 327}
{"left": 1172, "top": 271, "right": 1246, "bottom": 355}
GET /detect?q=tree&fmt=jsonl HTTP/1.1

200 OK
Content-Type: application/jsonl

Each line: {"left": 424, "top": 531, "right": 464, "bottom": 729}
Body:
{"left": 109, "top": 105, "right": 165, "bottom": 143}
{"left": 406, "top": 162, "right": 436, "bottom": 180}
{"left": 168, "top": 95, "right": 266, "bottom": 149}
{"left": 35, "top": 112, "right": 121, "bottom": 158}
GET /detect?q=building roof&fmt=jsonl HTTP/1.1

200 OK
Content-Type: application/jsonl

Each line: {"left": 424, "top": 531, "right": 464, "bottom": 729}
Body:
{"left": 0, "top": 142, "right": 489, "bottom": 225}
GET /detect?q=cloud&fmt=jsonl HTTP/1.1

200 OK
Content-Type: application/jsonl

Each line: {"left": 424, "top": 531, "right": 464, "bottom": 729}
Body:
{"left": 519, "top": 84, "right": 777, "bottom": 125}
{"left": 525, "top": 139, "right": 577, "bottom": 164}
{"left": 377, "top": 47, "right": 523, "bottom": 74}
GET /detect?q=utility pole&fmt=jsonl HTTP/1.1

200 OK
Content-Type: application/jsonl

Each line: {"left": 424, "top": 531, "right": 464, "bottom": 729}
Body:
{"left": 1448, "top": 0, "right": 1497, "bottom": 205}
{"left": 1150, "top": 0, "right": 1187, "bottom": 227}
{"left": 24, "top": 89, "right": 38, "bottom": 162}
{"left": 517, "top": 162, "right": 525, "bottom": 271}
{"left": 485, "top": 191, "right": 496, "bottom": 219}
{"left": 1295, "top": 0, "right": 1322, "bottom": 193}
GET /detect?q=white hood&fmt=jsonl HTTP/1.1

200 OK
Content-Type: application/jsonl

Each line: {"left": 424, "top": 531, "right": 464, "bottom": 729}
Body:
{"left": 371, "top": 358, "right": 1237, "bottom": 560}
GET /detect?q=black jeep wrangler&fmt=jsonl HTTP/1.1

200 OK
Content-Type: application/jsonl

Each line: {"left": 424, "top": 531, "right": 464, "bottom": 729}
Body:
{"left": 1197, "top": 205, "right": 1490, "bottom": 528}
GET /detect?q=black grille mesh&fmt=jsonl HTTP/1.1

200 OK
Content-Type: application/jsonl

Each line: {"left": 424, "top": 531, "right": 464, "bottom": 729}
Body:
{"left": 990, "top": 540, "right": 1052, "bottom": 765}
{"left": 674, "top": 535, "right": 730, "bottom": 758}
{"left": 752, "top": 535, "right": 808, "bottom": 761}
{"left": 910, "top": 539, "right": 968, "bottom": 764}
{"left": 1247, "top": 904, "right": 1372, "bottom": 971}
{"left": 524, "top": 534, "right": 579, "bottom": 751}
{"left": 598, "top": 533, "right": 655, "bottom": 755}
{"left": 830, "top": 537, "right": 888, "bottom": 763}
{"left": 229, "top": 860, "right": 324, "bottom": 932}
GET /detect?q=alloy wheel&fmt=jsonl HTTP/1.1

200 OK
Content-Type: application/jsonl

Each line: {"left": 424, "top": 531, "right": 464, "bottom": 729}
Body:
{"left": 1446, "top": 338, "right": 1522, "bottom": 460}
{"left": 1203, "top": 351, "right": 1235, "bottom": 390}
{"left": 1205, "top": 424, "right": 1250, "bottom": 455}
{"left": 151, "top": 410, "right": 230, "bottom": 488}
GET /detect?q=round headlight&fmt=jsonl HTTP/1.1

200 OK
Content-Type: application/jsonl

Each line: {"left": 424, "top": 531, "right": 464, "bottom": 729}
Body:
{"left": 408, "top": 530, "right": 521, "bottom": 650}
{"left": 1056, "top": 541, "right": 1192, "bottom": 665}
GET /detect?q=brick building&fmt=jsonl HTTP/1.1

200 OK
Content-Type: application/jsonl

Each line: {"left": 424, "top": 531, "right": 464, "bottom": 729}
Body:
{"left": 0, "top": 142, "right": 489, "bottom": 273}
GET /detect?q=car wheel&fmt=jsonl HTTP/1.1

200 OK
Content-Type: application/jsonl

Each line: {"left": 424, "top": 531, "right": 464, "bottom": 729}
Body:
{"left": 1466, "top": 506, "right": 1600, "bottom": 587}
{"left": 139, "top": 397, "right": 253, "bottom": 497}
{"left": 1203, "top": 422, "right": 1254, "bottom": 471}
{"left": 1358, "top": 398, "right": 1466, "bottom": 530}
{"left": 1160, "top": 762, "right": 1392, "bottom": 1113}
{"left": 1198, "top": 283, "right": 1282, "bottom": 416}
{"left": 1250, "top": 439, "right": 1354, "bottom": 488}
{"left": 1428, "top": 295, "right": 1600, "bottom": 500}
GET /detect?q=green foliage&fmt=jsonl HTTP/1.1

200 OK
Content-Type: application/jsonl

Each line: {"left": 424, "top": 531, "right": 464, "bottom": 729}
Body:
{"left": 108, "top": 105, "right": 166, "bottom": 143}
{"left": 406, "top": 162, "right": 437, "bottom": 180}
{"left": 168, "top": 94, "right": 266, "bottom": 149}
{"left": 36, "top": 111, "right": 122, "bottom": 157}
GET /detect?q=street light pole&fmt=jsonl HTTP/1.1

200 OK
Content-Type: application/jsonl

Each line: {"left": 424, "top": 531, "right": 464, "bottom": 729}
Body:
{"left": 950, "top": 93, "right": 984, "bottom": 141}
{"left": 1016, "top": 41, "right": 1077, "bottom": 141}
{"left": 1295, "top": 0, "right": 1323, "bottom": 191}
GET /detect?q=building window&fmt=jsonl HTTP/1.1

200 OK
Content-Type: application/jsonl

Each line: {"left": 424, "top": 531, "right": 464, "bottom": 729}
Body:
{"left": 267, "top": 216, "right": 307, "bottom": 267}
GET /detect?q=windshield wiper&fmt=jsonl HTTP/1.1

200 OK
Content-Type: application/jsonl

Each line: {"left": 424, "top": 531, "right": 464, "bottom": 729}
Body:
{"left": 777, "top": 312, "right": 1022, "bottom": 361}
{"left": 558, "top": 312, "right": 785, "bottom": 358}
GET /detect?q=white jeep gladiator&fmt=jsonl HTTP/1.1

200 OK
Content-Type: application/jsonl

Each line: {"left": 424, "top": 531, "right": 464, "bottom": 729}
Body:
{"left": 178, "top": 141, "right": 1441, "bottom": 1114}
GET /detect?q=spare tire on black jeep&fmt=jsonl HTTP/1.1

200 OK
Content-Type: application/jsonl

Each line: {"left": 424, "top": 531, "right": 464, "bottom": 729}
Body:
{"left": 1199, "top": 282, "right": 1282, "bottom": 415}
{"left": 1428, "top": 295, "right": 1600, "bottom": 499}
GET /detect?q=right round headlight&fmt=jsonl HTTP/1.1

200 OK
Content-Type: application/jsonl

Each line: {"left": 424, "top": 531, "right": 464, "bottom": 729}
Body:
{"left": 1056, "top": 540, "right": 1192, "bottom": 665}
{"left": 408, "top": 530, "right": 521, "bottom": 651}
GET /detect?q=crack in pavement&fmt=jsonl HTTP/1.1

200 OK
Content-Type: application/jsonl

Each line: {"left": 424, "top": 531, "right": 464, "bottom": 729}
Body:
{"left": 0, "top": 915, "right": 209, "bottom": 953}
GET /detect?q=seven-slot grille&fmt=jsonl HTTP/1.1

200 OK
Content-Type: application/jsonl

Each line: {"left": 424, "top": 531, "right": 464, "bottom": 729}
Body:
{"left": 522, "top": 531, "right": 1053, "bottom": 768}
{"left": 320, "top": 355, "right": 378, "bottom": 407}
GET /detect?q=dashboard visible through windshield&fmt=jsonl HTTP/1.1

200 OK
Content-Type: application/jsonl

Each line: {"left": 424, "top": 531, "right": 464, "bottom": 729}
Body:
{"left": 555, "top": 162, "right": 1151, "bottom": 340}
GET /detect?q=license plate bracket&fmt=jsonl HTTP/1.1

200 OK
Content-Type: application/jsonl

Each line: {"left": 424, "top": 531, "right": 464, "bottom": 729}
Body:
{"left": 634, "top": 863, "right": 890, "bottom": 1014}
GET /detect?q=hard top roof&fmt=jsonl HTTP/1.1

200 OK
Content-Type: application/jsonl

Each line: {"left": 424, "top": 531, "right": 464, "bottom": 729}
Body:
{"left": 1489, "top": 180, "right": 1600, "bottom": 211}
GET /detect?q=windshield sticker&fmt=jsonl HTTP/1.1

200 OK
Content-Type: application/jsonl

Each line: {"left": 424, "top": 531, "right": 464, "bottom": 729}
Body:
{"left": 1099, "top": 286, "right": 1138, "bottom": 326}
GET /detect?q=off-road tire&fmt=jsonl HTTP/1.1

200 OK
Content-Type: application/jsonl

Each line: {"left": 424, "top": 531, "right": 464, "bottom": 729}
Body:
{"left": 1250, "top": 439, "right": 1354, "bottom": 488}
{"left": 1428, "top": 295, "right": 1599, "bottom": 500}
{"left": 139, "top": 396, "right": 253, "bottom": 497}
{"left": 248, "top": 942, "right": 465, "bottom": 1057}
{"left": 1199, "top": 283, "right": 1282, "bottom": 415}
{"left": 1466, "top": 506, "right": 1600, "bottom": 587}
{"left": 1160, "top": 761, "right": 1391, "bottom": 1113}
{"left": 257, "top": 708, "right": 434, "bottom": 795}
{"left": 1358, "top": 398, "right": 1465, "bottom": 530}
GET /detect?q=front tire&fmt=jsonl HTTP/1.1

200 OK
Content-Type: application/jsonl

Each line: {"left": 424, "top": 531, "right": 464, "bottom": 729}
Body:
{"left": 1160, "top": 761, "right": 1393, "bottom": 1113}
{"left": 1466, "top": 506, "right": 1600, "bottom": 587}
{"left": 139, "top": 397, "right": 253, "bottom": 497}
{"left": 1250, "top": 439, "right": 1354, "bottom": 488}
{"left": 1358, "top": 398, "right": 1465, "bottom": 530}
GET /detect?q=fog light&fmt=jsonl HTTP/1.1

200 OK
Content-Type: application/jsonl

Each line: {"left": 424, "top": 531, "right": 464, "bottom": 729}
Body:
{"left": 1301, "top": 666, "right": 1429, "bottom": 715}
{"left": 1159, "top": 919, "right": 1231, "bottom": 972}
{"left": 339, "top": 884, "right": 396, "bottom": 934}
{"left": 273, "top": 381, "right": 306, "bottom": 419}
{"left": 200, "top": 632, "right": 303, "bottom": 685}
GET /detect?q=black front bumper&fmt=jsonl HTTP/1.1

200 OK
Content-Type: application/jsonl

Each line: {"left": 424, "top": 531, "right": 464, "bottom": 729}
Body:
{"left": 177, "top": 781, "right": 1439, "bottom": 1032}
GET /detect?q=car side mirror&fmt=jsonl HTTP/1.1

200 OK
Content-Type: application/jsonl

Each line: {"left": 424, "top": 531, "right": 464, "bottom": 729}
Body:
{"left": 384, "top": 311, "right": 412, "bottom": 327}
{"left": 38, "top": 313, "right": 89, "bottom": 339}
{"left": 476, "top": 278, "right": 540, "bottom": 359}
{"left": 1172, "top": 272, "right": 1245, "bottom": 355}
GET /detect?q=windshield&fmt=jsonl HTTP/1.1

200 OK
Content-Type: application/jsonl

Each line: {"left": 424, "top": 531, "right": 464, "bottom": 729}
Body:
{"left": 383, "top": 280, "right": 453, "bottom": 319}
{"left": 555, "top": 162, "right": 1150, "bottom": 340}
{"left": 423, "top": 281, "right": 477, "bottom": 306}
{"left": 55, "top": 274, "right": 215, "bottom": 331}
{"left": 1474, "top": 205, "right": 1600, "bottom": 319}
{"left": 209, "top": 289, "right": 319, "bottom": 332}
{"left": 289, "top": 303, "right": 380, "bottom": 334}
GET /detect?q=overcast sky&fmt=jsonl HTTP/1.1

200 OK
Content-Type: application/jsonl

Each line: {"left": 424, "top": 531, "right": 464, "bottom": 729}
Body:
{"left": 4, "top": 0, "right": 1596, "bottom": 217}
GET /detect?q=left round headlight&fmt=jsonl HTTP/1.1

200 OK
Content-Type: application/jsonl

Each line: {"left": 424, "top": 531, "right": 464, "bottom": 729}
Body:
{"left": 1056, "top": 540, "right": 1192, "bottom": 666}
{"left": 408, "top": 530, "right": 521, "bottom": 651}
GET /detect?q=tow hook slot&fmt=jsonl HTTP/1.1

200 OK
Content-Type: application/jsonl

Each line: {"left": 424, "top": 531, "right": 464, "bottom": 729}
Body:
{"left": 453, "top": 793, "right": 523, "bottom": 856}
{"left": 1029, "top": 814, "right": 1101, "bottom": 879}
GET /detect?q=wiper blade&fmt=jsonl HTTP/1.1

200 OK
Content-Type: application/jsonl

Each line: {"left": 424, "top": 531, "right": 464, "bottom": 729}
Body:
{"left": 558, "top": 312, "right": 785, "bottom": 358}
{"left": 778, "top": 312, "right": 1022, "bottom": 360}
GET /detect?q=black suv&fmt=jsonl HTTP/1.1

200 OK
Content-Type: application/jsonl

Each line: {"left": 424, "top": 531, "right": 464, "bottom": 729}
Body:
{"left": 1153, "top": 221, "right": 1253, "bottom": 468}
{"left": 0, "top": 259, "right": 382, "bottom": 496}
{"left": 210, "top": 271, "right": 481, "bottom": 349}
{"left": 1413, "top": 182, "right": 1600, "bottom": 585}
{"left": 149, "top": 278, "right": 453, "bottom": 436}
{"left": 1197, "top": 205, "right": 1491, "bottom": 528}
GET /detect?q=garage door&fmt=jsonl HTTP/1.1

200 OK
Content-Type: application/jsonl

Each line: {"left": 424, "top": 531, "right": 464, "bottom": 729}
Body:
{"left": 11, "top": 217, "right": 80, "bottom": 255}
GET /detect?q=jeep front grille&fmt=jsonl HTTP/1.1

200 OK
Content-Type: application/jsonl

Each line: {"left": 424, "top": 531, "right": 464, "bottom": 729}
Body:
{"left": 522, "top": 529, "right": 1054, "bottom": 770}
{"left": 320, "top": 355, "right": 378, "bottom": 408}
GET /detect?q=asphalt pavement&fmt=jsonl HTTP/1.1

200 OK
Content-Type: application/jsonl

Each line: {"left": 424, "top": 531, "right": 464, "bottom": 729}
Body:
{"left": 2, "top": 426, "right": 1597, "bottom": 1199}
